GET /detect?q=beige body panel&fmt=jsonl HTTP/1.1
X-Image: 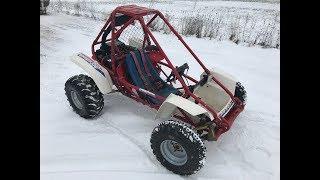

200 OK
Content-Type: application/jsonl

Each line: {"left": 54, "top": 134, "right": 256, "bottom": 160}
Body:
{"left": 156, "top": 67, "right": 237, "bottom": 120}
{"left": 155, "top": 93, "right": 212, "bottom": 120}
{"left": 70, "top": 53, "right": 114, "bottom": 94}
{"left": 191, "top": 67, "right": 237, "bottom": 113}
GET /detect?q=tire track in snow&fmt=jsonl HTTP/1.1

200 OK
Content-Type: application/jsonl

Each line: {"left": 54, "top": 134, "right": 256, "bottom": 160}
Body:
{"left": 102, "top": 118, "right": 163, "bottom": 169}
{"left": 218, "top": 110, "right": 277, "bottom": 178}
{"left": 74, "top": 107, "right": 201, "bottom": 179}
{"left": 74, "top": 114, "right": 171, "bottom": 174}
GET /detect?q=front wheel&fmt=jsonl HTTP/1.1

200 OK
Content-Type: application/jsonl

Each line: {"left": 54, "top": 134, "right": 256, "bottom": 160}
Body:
{"left": 65, "top": 74, "right": 104, "bottom": 119}
{"left": 150, "top": 120, "right": 206, "bottom": 175}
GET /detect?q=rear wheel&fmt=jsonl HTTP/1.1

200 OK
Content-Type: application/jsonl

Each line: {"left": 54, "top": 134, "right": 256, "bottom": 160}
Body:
{"left": 150, "top": 120, "right": 206, "bottom": 175}
{"left": 235, "top": 82, "right": 247, "bottom": 104}
{"left": 65, "top": 74, "right": 104, "bottom": 119}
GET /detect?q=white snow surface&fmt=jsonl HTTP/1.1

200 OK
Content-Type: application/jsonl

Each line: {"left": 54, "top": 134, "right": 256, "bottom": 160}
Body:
{"left": 40, "top": 13, "right": 279, "bottom": 180}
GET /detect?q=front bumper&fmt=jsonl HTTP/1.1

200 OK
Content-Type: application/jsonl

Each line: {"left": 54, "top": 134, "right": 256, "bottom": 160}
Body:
{"left": 213, "top": 102, "right": 245, "bottom": 140}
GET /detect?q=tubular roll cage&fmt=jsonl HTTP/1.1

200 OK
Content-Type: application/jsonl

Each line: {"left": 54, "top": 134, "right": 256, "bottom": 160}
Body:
{"left": 90, "top": 5, "right": 244, "bottom": 140}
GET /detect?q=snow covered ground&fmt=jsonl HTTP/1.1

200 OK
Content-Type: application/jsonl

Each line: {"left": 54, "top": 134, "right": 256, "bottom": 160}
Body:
{"left": 40, "top": 13, "right": 279, "bottom": 180}
{"left": 49, "top": 0, "right": 280, "bottom": 48}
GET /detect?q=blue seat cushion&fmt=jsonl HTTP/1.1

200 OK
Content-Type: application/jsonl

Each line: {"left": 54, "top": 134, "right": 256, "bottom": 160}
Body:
{"left": 125, "top": 50, "right": 178, "bottom": 103}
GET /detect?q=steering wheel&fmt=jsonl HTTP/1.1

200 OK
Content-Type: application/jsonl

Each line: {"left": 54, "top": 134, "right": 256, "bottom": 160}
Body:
{"left": 167, "top": 63, "right": 189, "bottom": 82}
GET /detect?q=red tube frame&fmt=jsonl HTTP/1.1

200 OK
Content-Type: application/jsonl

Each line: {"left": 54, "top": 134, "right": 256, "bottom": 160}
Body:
{"left": 91, "top": 5, "right": 245, "bottom": 140}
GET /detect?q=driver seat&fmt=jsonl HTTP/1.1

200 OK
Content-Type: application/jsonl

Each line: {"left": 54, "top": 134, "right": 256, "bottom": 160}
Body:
{"left": 125, "top": 50, "right": 179, "bottom": 104}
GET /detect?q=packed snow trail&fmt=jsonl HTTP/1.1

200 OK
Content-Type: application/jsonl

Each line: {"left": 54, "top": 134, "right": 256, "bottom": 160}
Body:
{"left": 40, "top": 14, "right": 279, "bottom": 180}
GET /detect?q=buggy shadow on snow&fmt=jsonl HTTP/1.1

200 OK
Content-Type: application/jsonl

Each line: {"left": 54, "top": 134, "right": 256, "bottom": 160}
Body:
{"left": 65, "top": 5, "right": 246, "bottom": 175}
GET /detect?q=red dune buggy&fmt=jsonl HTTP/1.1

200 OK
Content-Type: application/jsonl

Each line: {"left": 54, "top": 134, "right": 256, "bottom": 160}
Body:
{"left": 64, "top": 5, "right": 246, "bottom": 175}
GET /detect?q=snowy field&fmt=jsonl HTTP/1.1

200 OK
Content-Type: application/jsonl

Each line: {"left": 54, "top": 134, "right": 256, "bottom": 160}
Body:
{"left": 40, "top": 12, "right": 280, "bottom": 180}
{"left": 49, "top": 0, "right": 280, "bottom": 48}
